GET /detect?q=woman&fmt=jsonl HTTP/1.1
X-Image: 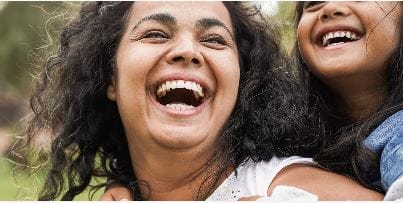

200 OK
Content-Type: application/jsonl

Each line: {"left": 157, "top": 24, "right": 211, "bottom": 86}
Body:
{"left": 20, "top": 2, "right": 382, "bottom": 200}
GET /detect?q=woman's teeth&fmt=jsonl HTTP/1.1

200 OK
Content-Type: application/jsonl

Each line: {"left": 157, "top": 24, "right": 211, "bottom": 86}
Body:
{"left": 322, "top": 30, "right": 361, "bottom": 47}
{"left": 166, "top": 103, "right": 195, "bottom": 110}
{"left": 156, "top": 80, "right": 204, "bottom": 99}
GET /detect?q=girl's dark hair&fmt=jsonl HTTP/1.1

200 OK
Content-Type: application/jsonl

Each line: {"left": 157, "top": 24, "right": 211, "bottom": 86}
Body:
{"left": 19, "top": 2, "right": 319, "bottom": 200}
{"left": 294, "top": 2, "right": 403, "bottom": 191}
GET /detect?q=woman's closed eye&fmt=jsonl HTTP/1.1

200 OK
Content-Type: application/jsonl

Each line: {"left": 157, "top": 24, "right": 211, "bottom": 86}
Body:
{"left": 303, "top": 1, "right": 325, "bottom": 11}
{"left": 137, "top": 30, "right": 170, "bottom": 43}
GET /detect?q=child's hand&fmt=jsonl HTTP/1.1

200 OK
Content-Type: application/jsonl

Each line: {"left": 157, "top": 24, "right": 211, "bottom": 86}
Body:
{"left": 100, "top": 182, "right": 133, "bottom": 201}
{"left": 238, "top": 195, "right": 263, "bottom": 201}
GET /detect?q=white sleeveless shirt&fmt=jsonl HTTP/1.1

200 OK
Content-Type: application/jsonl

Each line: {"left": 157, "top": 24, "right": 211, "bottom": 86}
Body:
{"left": 206, "top": 156, "right": 314, "bottom": 201}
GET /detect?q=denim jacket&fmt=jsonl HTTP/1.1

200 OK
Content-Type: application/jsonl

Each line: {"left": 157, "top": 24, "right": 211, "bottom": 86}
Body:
{"left": 364, "top": 110, "right": 403, "bottom": 191}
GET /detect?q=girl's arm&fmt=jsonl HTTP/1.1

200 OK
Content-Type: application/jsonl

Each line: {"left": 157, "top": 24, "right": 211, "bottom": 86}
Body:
{"left": 268, "top": 164, "right": 384, "bottom": 200}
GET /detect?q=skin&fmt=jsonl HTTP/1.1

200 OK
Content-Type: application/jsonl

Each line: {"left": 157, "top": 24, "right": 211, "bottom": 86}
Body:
{"left": 101, "top": 182, "right": 133, "bottom": 201}
{"left": 297, "top": 2, "right": 401, "bottom": 121}
{"left": 237, "top": 165, "right": 384, "bottom": 201}
{"left": 265, "top": 164, "right": 383, "bottom": 200}
{"left": 106, "top": 2, "right": 239, "bottom": 200}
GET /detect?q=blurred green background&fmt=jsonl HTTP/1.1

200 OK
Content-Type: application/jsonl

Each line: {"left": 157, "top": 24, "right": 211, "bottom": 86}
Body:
{"left": 0, "top": 1, "right": 296, "bottom": 200}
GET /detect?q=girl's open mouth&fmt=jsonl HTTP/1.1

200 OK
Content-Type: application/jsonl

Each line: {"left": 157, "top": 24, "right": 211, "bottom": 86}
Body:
{"left": 318, "top": 30, "right": 362, "bottom": 47}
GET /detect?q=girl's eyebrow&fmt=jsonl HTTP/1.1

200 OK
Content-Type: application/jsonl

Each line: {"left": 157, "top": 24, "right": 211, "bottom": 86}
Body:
{"left": 196, "top": 18, "right": 235, "bottom": 40}
{"left": 130, "top": 13, "right": 176, "bottom": 33}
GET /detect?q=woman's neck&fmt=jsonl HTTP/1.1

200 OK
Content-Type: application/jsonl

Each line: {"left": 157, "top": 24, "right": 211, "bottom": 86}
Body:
{"left": 327, "top": 73, "right": 387, "bottom": 122}
{"left": 127, "top": 139, "right": 231, "bottom": 200}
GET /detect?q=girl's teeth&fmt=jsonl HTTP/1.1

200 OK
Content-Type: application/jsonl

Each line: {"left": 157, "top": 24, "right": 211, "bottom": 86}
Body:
{"left": 322, "top": 31, "right": 361, "bottom": 47}
{"left": 340, "top": 32, "right": 345, "bottom": 37}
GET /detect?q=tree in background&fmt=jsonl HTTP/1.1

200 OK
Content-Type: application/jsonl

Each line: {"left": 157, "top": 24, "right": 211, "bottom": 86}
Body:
{"left": 275, "top": 2, "right": 296, "bottom": 53}
{"left": 0, "top": 3, "right": 79, "bottom": 199}
{"left": 0, "top": 2, "right": 79, "bottom": 96}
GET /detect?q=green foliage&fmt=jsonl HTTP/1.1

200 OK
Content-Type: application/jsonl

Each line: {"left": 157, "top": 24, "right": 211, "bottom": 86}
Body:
{"left": 0, "top": 2, "right": 106, "bottom": 200}
{"left": 0, "top": 158, "right": 17, "bottom": 200}
{"left": 1, "top": 157, "right": 104, "bottom": 200}
{"left": 275, "top": 2, "right": 297, "bottom": 53}
{"left": 0, "top": 2, "right": 79, "bottom": 95}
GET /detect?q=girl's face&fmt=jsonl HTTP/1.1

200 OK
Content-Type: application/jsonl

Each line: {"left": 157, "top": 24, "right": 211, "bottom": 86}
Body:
{"left": 297, "top": 2, "right": 401, "bottom": 82}
{"left": 107, "top": 2, "right": 240, "bottom": 150}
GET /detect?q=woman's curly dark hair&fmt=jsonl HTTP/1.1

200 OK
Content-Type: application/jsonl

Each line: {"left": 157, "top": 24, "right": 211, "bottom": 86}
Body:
{"left": 19, "top": 2, "right": 320, "bottom": 200}
{"left": 294, "top": 2, "right": 403, "bottom": 192}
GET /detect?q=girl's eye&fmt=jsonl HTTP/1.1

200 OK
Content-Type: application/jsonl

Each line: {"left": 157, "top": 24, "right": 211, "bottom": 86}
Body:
{"left": 200, "top": 34, "right": 227, "bottom": 48}
{"left": 303, "top": 1, "right": 324, "bottom": 10}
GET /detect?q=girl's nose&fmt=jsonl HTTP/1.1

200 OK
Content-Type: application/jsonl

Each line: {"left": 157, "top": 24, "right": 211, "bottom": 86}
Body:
{"left": 319, "top": 2, "right": 351, "bottom": 21}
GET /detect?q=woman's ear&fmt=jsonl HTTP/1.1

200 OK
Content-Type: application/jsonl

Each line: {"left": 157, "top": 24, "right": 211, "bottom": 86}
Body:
{"left": 107, "top": 78, "right": 117, "bottom": 101}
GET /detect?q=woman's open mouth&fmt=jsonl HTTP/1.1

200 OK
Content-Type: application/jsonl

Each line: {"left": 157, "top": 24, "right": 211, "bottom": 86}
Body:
{"left": 152, "top": 79, "right": 209, "bottom": 113}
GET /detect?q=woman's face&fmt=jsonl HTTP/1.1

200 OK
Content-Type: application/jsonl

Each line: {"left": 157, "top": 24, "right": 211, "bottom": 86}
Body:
{"left": 108, "top": 2, "right": 240, "bottom": 150}
{"left": 297, "top": 2, "right": 401, "bottom": 82}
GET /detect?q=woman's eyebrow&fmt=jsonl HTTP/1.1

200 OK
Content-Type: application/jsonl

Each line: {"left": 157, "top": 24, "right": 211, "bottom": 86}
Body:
{"left": 196, "top": 18, "right": 234, "bottom": 39}
{"left": 131, "top": 13, "right": 176, "bottom": 32}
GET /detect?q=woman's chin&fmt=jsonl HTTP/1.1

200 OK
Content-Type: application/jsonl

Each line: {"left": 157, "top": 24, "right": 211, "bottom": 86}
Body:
{"left": 149, "top": 125, "right": 214, "bottom": 150}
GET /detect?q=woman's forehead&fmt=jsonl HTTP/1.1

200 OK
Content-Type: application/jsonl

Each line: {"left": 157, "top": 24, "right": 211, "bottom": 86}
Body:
{"left": 127, "top": 2, "right": 233, "bottom": 31}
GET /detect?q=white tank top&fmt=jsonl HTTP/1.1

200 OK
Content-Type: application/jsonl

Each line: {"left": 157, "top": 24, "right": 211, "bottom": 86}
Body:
{"left": 206, "top": 156, "right": 314, "bottom": 201}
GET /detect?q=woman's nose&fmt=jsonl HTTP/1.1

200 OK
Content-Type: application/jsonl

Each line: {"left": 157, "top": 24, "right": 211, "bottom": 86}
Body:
{"left": 165, "top": 37, "right": 204, "bottom": 66}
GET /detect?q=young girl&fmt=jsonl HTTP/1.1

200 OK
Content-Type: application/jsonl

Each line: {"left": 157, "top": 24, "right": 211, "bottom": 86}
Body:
{"left": 295, "top": 1, "right": 402, "bottom": 198}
